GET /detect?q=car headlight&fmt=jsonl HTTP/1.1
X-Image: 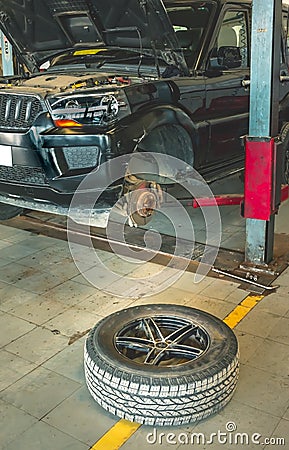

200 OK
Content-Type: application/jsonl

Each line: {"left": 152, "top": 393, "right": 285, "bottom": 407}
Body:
{"left": 47, "top": 90, "right": 130, "bottom": 128}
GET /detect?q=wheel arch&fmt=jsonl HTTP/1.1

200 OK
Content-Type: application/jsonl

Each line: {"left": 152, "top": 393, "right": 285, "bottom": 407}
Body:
{"left": 115, "top": 104, "right": 198, "bottom": 161}
{"left": 114, "top": 104, "right": 199, "bottom": 181}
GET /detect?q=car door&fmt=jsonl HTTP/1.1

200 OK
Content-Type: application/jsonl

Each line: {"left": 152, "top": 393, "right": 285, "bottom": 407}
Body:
{"left": 204, "top": 6, "right": 250, "bottom": 170}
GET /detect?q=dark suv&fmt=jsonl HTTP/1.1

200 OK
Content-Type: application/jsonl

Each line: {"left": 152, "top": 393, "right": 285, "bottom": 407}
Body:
{"left": 0, "top": 0, "right": 288, "bottom": 224}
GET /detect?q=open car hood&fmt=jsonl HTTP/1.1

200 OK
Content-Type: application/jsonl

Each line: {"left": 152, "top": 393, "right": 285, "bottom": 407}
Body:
{"left": 0, "top": 0, "right": 187, "bottom": 74}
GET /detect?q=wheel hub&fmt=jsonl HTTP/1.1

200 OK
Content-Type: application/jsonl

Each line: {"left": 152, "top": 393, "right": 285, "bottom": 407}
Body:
{"left": 114, "top": 315, "right": 209, "bottom": 367}
{"left": 134, "top": 189, "right": 157, "bottom": 218}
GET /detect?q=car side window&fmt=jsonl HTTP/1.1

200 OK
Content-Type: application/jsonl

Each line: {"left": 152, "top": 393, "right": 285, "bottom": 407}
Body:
{"left": 209, "top": 10, "right": 249, "bottom": 70}
{"left": 282, "top": 10, "right": 289, "bottom": 66}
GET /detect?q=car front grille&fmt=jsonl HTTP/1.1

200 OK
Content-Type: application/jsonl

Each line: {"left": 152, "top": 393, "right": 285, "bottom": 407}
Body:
{"left": 0, "top": 165, "right": 47, "bottom": 185}
{"left": 0, "top": 93, "right": 45, "bottom": 131}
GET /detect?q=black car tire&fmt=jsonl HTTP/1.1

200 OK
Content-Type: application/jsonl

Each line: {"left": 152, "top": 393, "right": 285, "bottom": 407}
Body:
{"left": 84, "top": 304, "right": 239, "bottom": 426}
{"left": 0, "top": 203, "right": 23, "bottom": 220}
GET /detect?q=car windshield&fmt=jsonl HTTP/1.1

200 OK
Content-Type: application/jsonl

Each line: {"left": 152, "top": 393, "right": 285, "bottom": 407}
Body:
{"left": 49, "top": 47, "right": 170, "bottom": 77}
{"left": 166, "top": 2, "right": 213, "bottom": 66}
{"left": 50, "top": 48, "right": 142, "bottom": 67}
{"left": 49, "top": 2, "right": 214, "bottom": 72}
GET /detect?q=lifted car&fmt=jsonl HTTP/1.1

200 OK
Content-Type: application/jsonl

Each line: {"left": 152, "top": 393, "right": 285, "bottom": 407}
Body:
{"left": 0, "top": 0, "right": 289, "bottom": 224}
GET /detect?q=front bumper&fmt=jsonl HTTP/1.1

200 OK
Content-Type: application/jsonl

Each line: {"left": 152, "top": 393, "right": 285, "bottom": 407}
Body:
{"left": 0, "top": 126, "right": 113, "bottom": 183}
{"left": 0, "top": 127, "right": 123, "bottom": 225}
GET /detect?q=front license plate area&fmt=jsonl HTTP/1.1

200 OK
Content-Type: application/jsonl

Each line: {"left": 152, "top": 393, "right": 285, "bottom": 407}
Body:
{"left": 0, "top": 145, "right": 12, "bottom": 167}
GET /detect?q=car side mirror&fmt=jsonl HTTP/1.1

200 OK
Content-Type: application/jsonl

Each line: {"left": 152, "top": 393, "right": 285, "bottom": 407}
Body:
{"left": 217, "top": 46, "right": 242, "bottom": 69}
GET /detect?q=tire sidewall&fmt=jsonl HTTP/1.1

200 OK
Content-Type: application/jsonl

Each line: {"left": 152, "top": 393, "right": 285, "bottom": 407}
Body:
{"left": 86, "top": 304, "right": 238, "bottom": 380}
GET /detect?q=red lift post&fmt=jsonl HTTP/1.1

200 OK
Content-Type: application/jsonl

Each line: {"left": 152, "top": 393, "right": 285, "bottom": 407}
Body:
{"left": 191, "top": 0, "right": 288, "bottom": 267}
{"left": 244, "top": 0, "right": 282, "bottom": 265}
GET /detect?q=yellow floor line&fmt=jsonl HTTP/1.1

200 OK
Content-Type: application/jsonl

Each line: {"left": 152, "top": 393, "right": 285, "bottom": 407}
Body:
{"left": 90, "top": 293, "right": 265, "bottom": 449}
{"left": 223, "top": 294, "right": 264, "bottom": 329}
{"left": 90, "top": 419, "right": 141, "bottom": 450}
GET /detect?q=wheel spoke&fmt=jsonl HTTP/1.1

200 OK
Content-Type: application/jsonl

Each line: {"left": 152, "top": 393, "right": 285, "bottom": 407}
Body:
{"left": 142, "top": 318, "right": 165, "bottom": 342}
{"left": 167, "top": 324, "right": 198, "bottom": 344}
{"left": 115, "top": 314, "right": 209, "bottom": 367}
{"left": 144, "top": 347, "right": 166, "bottom": 365}
{"left": 166, "top": 343, "right": 203, "bottom": 360}
{"left": 116, "top": 336, "right": 154, "bottom": 352}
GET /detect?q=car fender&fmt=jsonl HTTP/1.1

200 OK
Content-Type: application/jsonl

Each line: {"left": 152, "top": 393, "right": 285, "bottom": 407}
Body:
{"left": 112, "top": 104, "right": 199, "bottom": 180}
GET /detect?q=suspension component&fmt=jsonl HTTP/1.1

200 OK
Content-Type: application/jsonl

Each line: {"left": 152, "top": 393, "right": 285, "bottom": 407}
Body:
{"left": 122, "top": 174, "right": 163, "bottom": 226}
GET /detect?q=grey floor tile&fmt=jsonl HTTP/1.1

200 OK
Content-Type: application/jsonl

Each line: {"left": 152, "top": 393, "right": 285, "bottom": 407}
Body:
{"left": 0, "top": 398, "right": 37, "bottom": 448}
{"left": 0, "top": 313, "right": 35, "bottom": 348}
{"left": 0, "top": 243, "right": 44, "bottom": 261}
{"left": 15, "top": 234, "right": 54, "bottom": 251}
{"left": 14, "top": 271, "right": 66, "bottom": 294}
{"left": 235, "top": 310, "right": 282, "bottom": 339}
{"left": 8, "top": 298, "right": 67, "bottom": 325}
{"left": 0, "top": 280, "right": 7, "bottom": 290}
{"left": 264, "top": 419, "right": 288, "bottom": 449}
{"left": 42, "top": 337, "right": 86, "bottom": 384}
{"left": 4, "top": 420, "right": 88, "bottom": 450}
{"left": 267, "top": 317, "right": 289, "bottom": 346}
{"left": 0, "top": 262, "right": 41, "bottom": 285}
{"left": 71, "top": 264, "right": 123, "bottom": 293}
{"left": 275, "top": 199, "right": 289, "bottom": 233}
{"left": 5, "top": 326, "right": 68, "bottom": 364}
{"left": 233, "top": 365, "right": 289, "bottom": 417}
{"left": 176, "top": 445, "right": 232, "bottom": 450}
{"left": 17, "top": 244, "right": 71, "bottom": 269}
{"left": 200, "top": 280, "right": 241, "bottom": 301}
{"left": 102, "top": 256, "right": 140, "bottom": 276}
{"left": 121, "top": 426, "right": 191, "bottom": 450}
{"left": 275, "top": 284, "right": 289, "bottom": 296}
{"left": 0, "top": 286, "right": 42, "bottom": 313}
{"left": 129, "top": 261, "right": 166, "bottom": 279}
{"left": 254, "top": 292, "right": 289, "bottom": 317}
{"left": 0, "top": 240, "right": 14, "bottom": 250}
{"left": 13, "top": 252, "right": 49, "bottom": 269}
{"left": 216, "top": 399, "right": 281, "bottom": 448}
{"left": 0, "top": 366, "right": 81, "bottom": 419}
{"left": 234, "top": 330, "right": 264, "bottom": 364}
{"left": 102, "top": 275, "right": 153, "bottom": 298}
{"left": 246, "top": 339, "right": 289, "bottom": 377}
{"left": 274, "top": 266, "right": 289, "bottom": 286}
{"left": 41, "top": 279, "right": 97, "bottom": 307}
{"left": 70, "top": 245, "right": 114, "bottom": 265}
{"left": 180, "top": 398, "right": 281, "bottom": 450}
{"left": 0, "top": 350, "right": 37, "bottom": 392}
{"left": 70, "top": 272, "right": 95, "bottom": 287}
{"left": 221, "top": 233, "right": 246, "bottom": 252}
{"left": 44, "top": 308, "right": 101, "bottom": 338}
{"left": 283, "top": 406, "right": 289, "bottom": 420}
{"left": 132, "top": 287, "right": 194, "bottom": 306}
{"left": 132, "top": 266, "right": 186, "bottom": 294}
{"left": 169, "top": 272, "right": 214, "bottom": 294}
{"left": 0, "top": 257, "right": 11, "bottom": 268}
{"left": 0, "top": 225, "right": 29, "bottom": 240}
{"left": 184, "top": 294, "right": 236, "bottom": 319}
{"left": 222, "top": 288, "right": 249, "bottom": 305}
{"left": 41, "top": 259, "right": 83, "bottom": 280}
{"left": 0, "top": 280, "right": 7, "bottom": 289}
{"left": 77, "top": 291, "right": 135, "bottom": 317}
{"left": 42, "top": 386, "right": 117, "bottom": 446}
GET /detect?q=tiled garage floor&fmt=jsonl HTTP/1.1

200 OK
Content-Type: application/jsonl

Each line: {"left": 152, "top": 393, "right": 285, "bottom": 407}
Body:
{"left": 0, "top": 200, "right": 289, "bottom": 449}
